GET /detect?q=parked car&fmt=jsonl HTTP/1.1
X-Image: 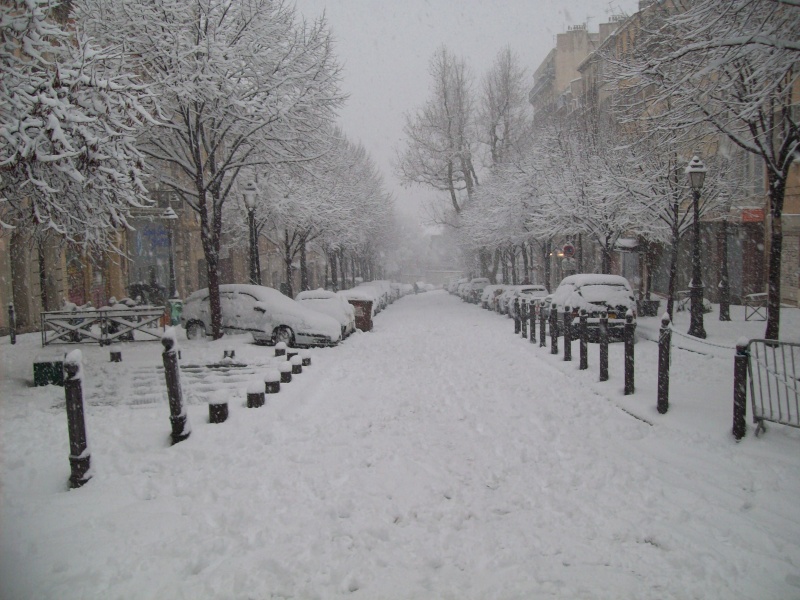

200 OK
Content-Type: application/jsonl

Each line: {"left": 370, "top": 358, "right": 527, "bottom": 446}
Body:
{"left": 509, "top": 285, "right": 550, "bottom": 318}
{"left": 548, "top": 274, "right": 637, "bottom": 341}
{"left": 181, "top": 284, "right": 342, "bottom": 347}
{"left": 480, "top": 284, "right": 506, "bottom": 309}
{"left": 295, "top": 288, "right": 357, "bottom": 338}
{"left": 464, "top": 277, "right": 490, "bottom": 303}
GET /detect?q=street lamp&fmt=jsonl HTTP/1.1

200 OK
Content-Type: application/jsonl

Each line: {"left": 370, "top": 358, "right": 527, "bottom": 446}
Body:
{"left": 162, "top": 207, "right": 179, "bottom": 299}
{"left": 685, "top": 154, "right": 707, "bottom": 339}
{"left": 242, "top": 181, "right": 261, "bottom": 285}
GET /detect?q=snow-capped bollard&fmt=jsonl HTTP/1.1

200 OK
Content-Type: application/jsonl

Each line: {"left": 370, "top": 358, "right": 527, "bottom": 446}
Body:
{"left": 275, "top": 342, "right": 287, "bottom": 357}
{"left": 264, "top": 370, "right": 281, "bottom": 394}
{"left": 579, "top": 309, "right": 588, "bottom": 370}
{"left": 162, "top": 329, "right": 190, "bottom": 444}
{"left": 301, "top": 349, "right": 311, "bottom": 367}
{"left": 563, "top": 305, "right": 572, "bottom": 362}
{"left": 247, "top": 380, "right": 265, "bottom": 408}
{"left": 624, "top": 311, "right": 635, "bottom": 395}
{"left": 279, "top": 362, "right": 292, "bottom": 383}
{"left": 287, "top": 350, "right": 299, "bottom": 362}
{"left": 529, "top": 301, "right": 537, "bottom": 344}
{"left": 520, "top": 300, "right": 528, "bottom": 338}
{"left": 539, "top": 301, "right": 547, "bottom": 348}
{"left": 64, "top": 350, "right": 91, "bottom": 489}
{"left": 109, "top": 346, "right": 122, "bottom": 362}
{"left": 290, "top": 355, "right": 303, "bottom": 375}
{"left": 208, "top": 393, "right": 228, "bottom": 423}
{"left": 657, "top": 313, "right": 671, "bottom": 414}
{"left": 733, "top": 340, "right": 749, "bottom": 440}
{"left": 599, "top": 312, "right": 609, "bottom": 382}
{"left": 223, "top": 348, "right": 235, "bottom": 360}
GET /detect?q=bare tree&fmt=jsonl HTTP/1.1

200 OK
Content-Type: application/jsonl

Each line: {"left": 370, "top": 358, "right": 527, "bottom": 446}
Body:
{"left": 78, "top": 0, "right": 344, "bottom": 338}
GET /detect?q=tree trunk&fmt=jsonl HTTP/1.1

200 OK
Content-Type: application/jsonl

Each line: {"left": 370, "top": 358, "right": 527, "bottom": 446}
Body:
{"left": 543, "top": 239, "right": 551, "bottom": 291}
{"left": 300, "top": 241, "right": 309, "bottom": 292}
{"left": 765, "top": 209, "right": 782, "bottom": 340}
{"left": 37, "top": 239, "right": 50, "bottom": 313}
{"left": 718, "top": 220, "right": 730, "bottom": 321}
{"left": 577, "top": 233, "right": 583, "bottom": 273}
{"left": 200, "top": 200, "right": 223, "bottom": 340}
{"left": 666, "top": 223, "right": 681, "bottom": 320}
{"left": 521, "top": 243, "right": 529, "bottom": 283}
{"left": 330, "top": 251, "right": 339, "bottom": 291}
{"left": 510, "top": 249, "right": 518, "bottom": 284}
{"left": 284, "top": 230, "right": 294, "bottom": 299}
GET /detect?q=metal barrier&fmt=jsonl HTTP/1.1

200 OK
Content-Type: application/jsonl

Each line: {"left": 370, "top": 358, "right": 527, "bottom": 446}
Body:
{"left": 744, "top": 293, "right": 768, "bottom": 321}
{"left": 41, "top": 307, "right": 165, "bottom": 346}
{"left": 747, "top": 339, "right": 800, "bottom": 435}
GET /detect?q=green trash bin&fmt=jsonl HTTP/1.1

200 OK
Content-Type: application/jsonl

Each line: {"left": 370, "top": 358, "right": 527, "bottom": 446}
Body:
{"left": 33, "top": 354, "right": 65, "bottom": 386}
{"left": 167, "top": 298, "right": 183, "bottom": 326}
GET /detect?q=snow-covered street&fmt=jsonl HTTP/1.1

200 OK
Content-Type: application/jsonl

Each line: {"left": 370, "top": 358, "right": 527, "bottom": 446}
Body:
{"left": 2, "top": 290, "right": 800, "bottom": 599}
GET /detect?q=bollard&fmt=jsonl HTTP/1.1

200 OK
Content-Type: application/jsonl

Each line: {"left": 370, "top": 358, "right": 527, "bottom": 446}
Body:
{"left": 563, "top": 305, "right": 572, "bottom": 362}
{"left": 550, "top": 304, "right": 558, "bottom": 355}
{"left": 275, "top": 342, "right": 287, "bottom": 357}
{"left": 264, "top": 370, "right": 281, "bottom": 394}
{"left": 109, "top": 346, "right": 122, "bottom": 362}
{"left": 287, "top": 351, "right": 299, "bottom": 362}
{"left": 599, "top": 312, "right": 609, "bottom": 382}
{"left": 520, "top": 300, "right": 528, "bottom": 339}
{"left": 579, "top": 309, "right": 588, "bottom": 370}
{"left": 279, "top": 362, "right": 292, "bottom": 383}
{"left": 290, "top": 355, "right": 303, "bottom": 375}
{"left": 301, "top": 349, "right": 311, "bottom": 367}
{"left": 162, "top": 331, "right": 191, "bottom": 444}
{"left": 539, "top": 301, "right": 547, "bottom": 348}
{"left": 8, "top": 303, "right": 16, "bottom": 345}
{"left": 247, "top": 381, "right": 265, "bottom": 408}
{"left": 64, "top": 350, "right": 91, "bottom": 488}
{"left": 529, "top": 301, "right": 537, "bottom": 343}
{"left": 733, "top": 341, "right": 749, "bottom": 440}
{"left": 209, "top": 395, "right": 229, "bottom": 423}
{"left": 657, "top": 313, "right": 671, "bottom": 414}
{"left": 514, "top": 299, "right": 521, "bottom": 334}
{"left": 624, "top": 311, "right": 635, "bottom": 395}
{"left": 223, "top": 348, "right": 235, "bottom": 360}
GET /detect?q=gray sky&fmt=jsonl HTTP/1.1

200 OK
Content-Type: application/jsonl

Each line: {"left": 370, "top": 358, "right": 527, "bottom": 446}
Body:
{"left": 291, "top": 0, "right": 641, "bottom": 222}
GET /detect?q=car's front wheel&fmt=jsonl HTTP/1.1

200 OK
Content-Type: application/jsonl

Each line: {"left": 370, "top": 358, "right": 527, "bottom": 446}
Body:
{"left": 186, "top": 321, "right": 206, "bottom": 340}
{"left": 272, "top": 326, "right": 295, "bottom": 347}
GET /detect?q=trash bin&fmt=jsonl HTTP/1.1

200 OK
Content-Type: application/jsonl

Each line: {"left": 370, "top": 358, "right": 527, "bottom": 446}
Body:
{"left": 348, "top": 299, "right": 373, "bottom": 332}
{"left": 167, "top": 298, "right": 183, "bottom": 326}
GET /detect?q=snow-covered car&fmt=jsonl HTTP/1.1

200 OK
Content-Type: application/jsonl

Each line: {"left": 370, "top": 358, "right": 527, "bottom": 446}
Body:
{"left": 480, "top": 284, "right": 506, "bottom": 309}
{"left": 464, "top": 278, "right": 490, "bottom": 304}
{"left": 181, "top": 284, "right": 342, "bottom": 347}
{"left": 295, "top": 288, "right": 357, "bottom": 338}
{"left": 548, "top": 274, "right": 637, "bottom": 341}
{"left": 506, "top": 285, "right": 550, "bottom": 318}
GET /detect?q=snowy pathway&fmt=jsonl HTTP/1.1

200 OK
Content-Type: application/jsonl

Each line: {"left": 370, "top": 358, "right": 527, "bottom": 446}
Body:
{"left": 1, "top": 290, "right": 799, "bottom": 599}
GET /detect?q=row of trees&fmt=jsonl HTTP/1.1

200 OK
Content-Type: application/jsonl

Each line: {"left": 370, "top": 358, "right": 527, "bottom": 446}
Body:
{"left": 396, "top": 0, "right": 799, "bottom": 339}
{"left": 2, "top": 0, "right": 396, "bottom": 339}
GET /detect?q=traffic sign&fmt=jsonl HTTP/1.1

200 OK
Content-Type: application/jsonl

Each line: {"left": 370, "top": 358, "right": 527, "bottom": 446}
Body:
{"left": 563, "top": 243, "right": 575, "bottom": 258}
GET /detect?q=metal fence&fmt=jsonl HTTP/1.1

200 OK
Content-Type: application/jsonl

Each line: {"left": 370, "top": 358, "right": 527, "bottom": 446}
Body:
{"left": 747, "top": 339, "right": 800, "bottom": 435}
{"left": 41, "top": 307, "right": 165, "bottom": 346}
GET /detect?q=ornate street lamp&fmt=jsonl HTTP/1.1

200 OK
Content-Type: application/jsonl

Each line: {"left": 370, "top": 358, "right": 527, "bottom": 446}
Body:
{"left": 242, "top": 181, "right": 261, "bottom": 285}
{"left": 685, "top": 154, "right": 707, "bottom": 339}
{"left": 162, "top": 207, "right": 179, "bottom": 299}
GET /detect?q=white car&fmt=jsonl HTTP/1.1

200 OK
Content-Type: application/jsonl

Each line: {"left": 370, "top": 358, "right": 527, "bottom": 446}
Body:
{"left": 181, "top": 284, "right": 342, "bottom": 347}
{"left": 295, "top": 288, "right": 357, "bottom": 338}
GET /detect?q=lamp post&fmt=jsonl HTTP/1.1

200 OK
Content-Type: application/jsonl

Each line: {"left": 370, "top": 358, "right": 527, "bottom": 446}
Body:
{"left": 685, "top": 154, "right": 707, "bottom": 339}
{"left": 162, "top": 207, "right": 178, "bottom": 299}
{"left": 243, "top": 181, "right": 261, "bottom": 285}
